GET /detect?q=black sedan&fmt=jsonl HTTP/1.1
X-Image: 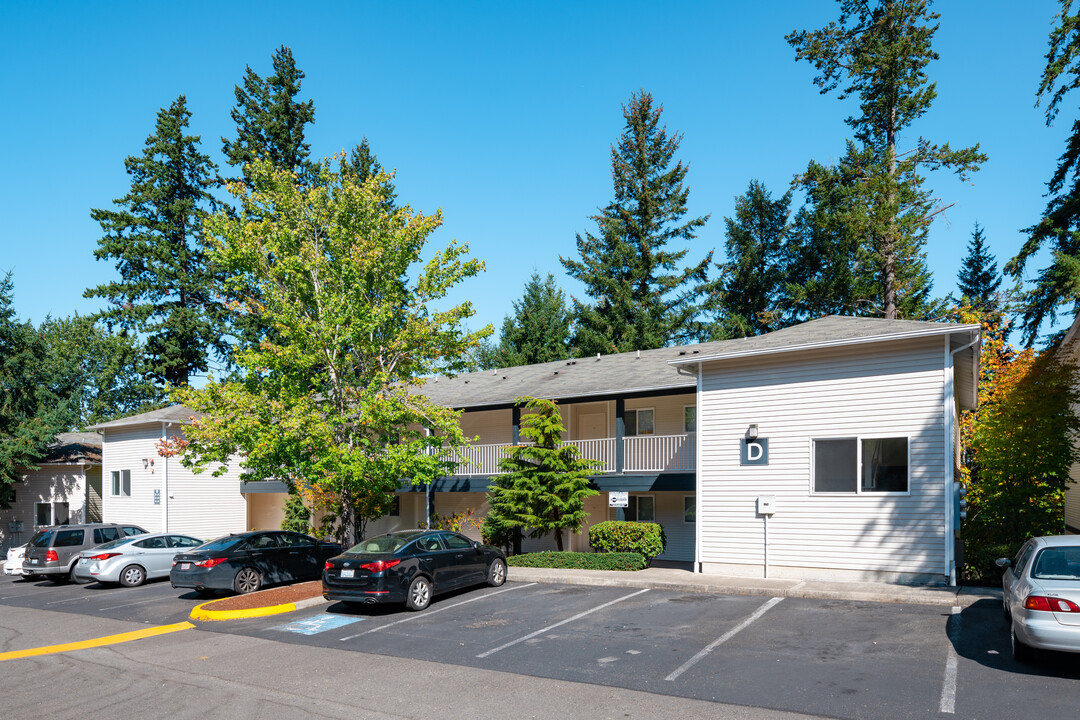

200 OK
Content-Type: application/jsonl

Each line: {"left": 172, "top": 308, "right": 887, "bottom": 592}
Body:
{"left": 171, "top": 531, "right": 342, "bottom": 595}
{"left": 323, "top": 529, "right": 507, "bottom": 611}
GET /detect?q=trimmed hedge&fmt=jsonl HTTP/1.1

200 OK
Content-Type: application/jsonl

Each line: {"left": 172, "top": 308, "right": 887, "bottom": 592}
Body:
{"left": 507, "top": 551, "right": 646, "bottom": 571}
{"left": 588, "top": 520, "right": 665, "bottom": 559}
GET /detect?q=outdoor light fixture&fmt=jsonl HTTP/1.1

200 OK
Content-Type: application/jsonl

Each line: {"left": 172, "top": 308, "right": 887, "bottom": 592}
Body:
{"left": 747, "top": 424, "right": 759, "bottom": 440}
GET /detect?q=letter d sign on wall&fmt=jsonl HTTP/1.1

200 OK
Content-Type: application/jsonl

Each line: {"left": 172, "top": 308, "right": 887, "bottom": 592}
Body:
{"left": 740, "top": 438, "right": 769, "bottom": 466}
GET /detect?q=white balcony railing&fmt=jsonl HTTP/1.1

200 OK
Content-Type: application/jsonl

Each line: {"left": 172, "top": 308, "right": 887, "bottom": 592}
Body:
{"left": 443, "top": 434, "right": 694, "bottom": 476}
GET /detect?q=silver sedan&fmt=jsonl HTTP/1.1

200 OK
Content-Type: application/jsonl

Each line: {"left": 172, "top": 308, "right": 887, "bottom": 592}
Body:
{"left": 997, "top": 535, "right": 1080, "bottom": 662}
{"left": 74, "top": 533, "right": 203, "bottom": 587}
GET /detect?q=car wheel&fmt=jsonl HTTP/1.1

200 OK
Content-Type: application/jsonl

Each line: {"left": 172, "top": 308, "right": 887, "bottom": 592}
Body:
{"left": 52, "top": 571, "right": 69, "bottom": 585}
{"left": 488, "top": 558, "right": 507, "bottom": 587}
{"left": 119, "top": 565, "right": 146, "bottom": 588}
{"left": 406, "top": 576, "right": 432, "bottom": 611}
{"left": 1012, "top": 626, "right": 1034, "bottom": 663}
{"left": 234, "top": 567, "right": 262, "bottom": 594}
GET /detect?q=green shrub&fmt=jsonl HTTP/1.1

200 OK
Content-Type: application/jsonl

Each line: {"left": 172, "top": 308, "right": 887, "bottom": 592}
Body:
{"left": 588, "top": 521, "right": 665, "bottom": 558}
{"left": 506, "top": 551, "right": 646, "bottom": 571}
{"left": 962, "top": 540, "right": 1022, "bottom": 585}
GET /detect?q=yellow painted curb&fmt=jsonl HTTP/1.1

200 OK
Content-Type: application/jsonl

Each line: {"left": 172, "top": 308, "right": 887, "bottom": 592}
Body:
{"left": 0, "top": 621, "right": 195, "bottom": 662}
{"left": 190, "top": 598, "right": 298, "bottom": 622}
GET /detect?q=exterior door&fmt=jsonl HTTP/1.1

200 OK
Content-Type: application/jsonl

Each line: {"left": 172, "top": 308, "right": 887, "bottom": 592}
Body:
{"left": 579, "top": 412, "right": 607, "bottom": 440}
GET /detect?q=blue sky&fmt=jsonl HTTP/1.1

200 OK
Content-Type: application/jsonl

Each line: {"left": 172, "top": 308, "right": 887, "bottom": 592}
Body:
{"left": 0, "top": 1, "right": 1070, "bottom": 364}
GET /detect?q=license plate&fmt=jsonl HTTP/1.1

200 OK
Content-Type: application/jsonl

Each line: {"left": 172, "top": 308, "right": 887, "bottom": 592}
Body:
{"left": 79, "top": 558, "right": 88, "bottom": 565}
{"left": 340, "top": 569, "right": 354, "bottom": 578}
{"left": 29, "top": 558, "right": 38, "bottom": 565}
{"left": 180, "top": 562, "right": 191, "bottom": 570}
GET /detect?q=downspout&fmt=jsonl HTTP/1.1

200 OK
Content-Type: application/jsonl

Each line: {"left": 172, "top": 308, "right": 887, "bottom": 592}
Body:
{"left": 695, "top": 361, "right": 703, "bottom": 574}
{"left": 162, "top": 422, "right": 171, "bottom": 533}
{"left": 945, "top": 332, "right": 980, "bottom": 586}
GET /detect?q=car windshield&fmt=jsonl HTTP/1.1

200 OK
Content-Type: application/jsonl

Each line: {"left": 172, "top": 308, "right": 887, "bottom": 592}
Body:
{"left": 92, "top": 537, "right": 135, "bottom": 551}
{"left": 29, "top": 530, "right": 53, "bottom": 547}
{"left": 1031, "top": 547, "right": 1080, "bottom": 581}
{"left": 193, "top": 536, "right": 242, "bottom": 553}
{"left": 346, "top": 535, "right": 410, "bottom": 554}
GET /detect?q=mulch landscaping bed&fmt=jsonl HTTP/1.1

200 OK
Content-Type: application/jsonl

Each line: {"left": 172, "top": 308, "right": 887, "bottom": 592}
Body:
{"left": 201, "top": 580, "right": 323, "bottom": 611}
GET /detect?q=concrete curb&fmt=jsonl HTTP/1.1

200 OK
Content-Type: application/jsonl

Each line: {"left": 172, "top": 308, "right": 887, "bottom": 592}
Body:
{"left": 506, "top": 566, "right": 1003, "bottom": 608}
{"left": 190, "top": 598, "right": 298, "bottom": 622}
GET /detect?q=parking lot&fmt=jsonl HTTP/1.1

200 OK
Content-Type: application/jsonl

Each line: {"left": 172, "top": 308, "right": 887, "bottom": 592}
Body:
{"left": 5, "top": 573, "right": 1078, "bottom": 720}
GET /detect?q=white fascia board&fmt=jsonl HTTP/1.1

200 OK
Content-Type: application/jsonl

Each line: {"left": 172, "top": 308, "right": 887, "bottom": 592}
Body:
{"left": 668, "top": 324, "right": 982, "bottom": 367}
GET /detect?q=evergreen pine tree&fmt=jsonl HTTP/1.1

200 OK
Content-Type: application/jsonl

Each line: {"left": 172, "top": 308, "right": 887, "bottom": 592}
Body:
{"left": 561, "top": 90, "right": 710, "bottom": 355}
{"left": 0, "top": 273, "right": 77, "bottom": 507}
{"left": 788, "top": 0, "right": 984, "bottom": 319}
{"left": 707, "top": 180, "right": 791, "bottom": 338}
{"left": 1007, "top": 1, "right": 1080, "bottom": 344}
{"left": 85, "top": 95, "right": 223, "bottom": 386}
{"left": 345, "top": 138, "right": 397, "bottom": 212}
{"left": 494, "top": 272, "right": 572, "bottom": 367}
{"left": 957, "top": 222, "right": 1002, "bottom": 312}
{"left": 488, "top": 397, "right": 600, "bottom": 551}
{"left": 222, "top": 45, "right": 317, "bottom": 186}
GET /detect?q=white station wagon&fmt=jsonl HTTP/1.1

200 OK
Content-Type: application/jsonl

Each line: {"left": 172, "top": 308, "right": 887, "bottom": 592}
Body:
{"left": 997, "top": 535, "right": 1080, "bottom": 662}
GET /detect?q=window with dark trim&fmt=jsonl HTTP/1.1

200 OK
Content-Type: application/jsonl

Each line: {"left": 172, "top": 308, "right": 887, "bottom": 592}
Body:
{"left": 812, "top": 437, "right": 909, "bottom": 493}
{"left": 624, "top": 408, "right": 655, "bottom": 436}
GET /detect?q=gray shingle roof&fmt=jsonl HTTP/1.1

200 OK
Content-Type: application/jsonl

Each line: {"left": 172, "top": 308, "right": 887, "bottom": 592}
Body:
{"left": 41, "top": 432, "right": 102, "bottom": 464}
{"left": 417, "top": 316, "right": 979, "bottom": 409}
{"left": 86, "top": 405, "right": 202, "bottom": 431}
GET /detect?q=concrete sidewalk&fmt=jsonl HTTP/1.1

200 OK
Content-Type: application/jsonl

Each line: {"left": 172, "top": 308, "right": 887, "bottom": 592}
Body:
{"left": 507, "top": 565, "right": 1002, "bottom": 608}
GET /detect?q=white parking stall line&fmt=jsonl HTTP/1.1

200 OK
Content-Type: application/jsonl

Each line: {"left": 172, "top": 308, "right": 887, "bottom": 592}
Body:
{"left": 476, "top": 588, "right": 651, "bottom": 659}
{"left": 665, "top": 596, "right": 784, "bottom": 682}
{"left": 939, "top": 606, "right": 962, "bottom": 714}
{"left": 339, "top": 583, "right": 536, "bottom": 641}
{"left": 46, "top": 594, "right": 96, "bottom": 606}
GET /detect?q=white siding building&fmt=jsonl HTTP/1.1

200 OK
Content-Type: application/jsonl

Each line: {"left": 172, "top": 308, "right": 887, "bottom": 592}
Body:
{"left": 87, "top": 316, "right": 980, "bottom": 585}
{"left": 89, "top": 407, "right": 248, "bottom": 541}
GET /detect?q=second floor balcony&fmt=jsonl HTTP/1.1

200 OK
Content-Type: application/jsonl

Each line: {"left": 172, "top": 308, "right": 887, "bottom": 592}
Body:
{"left": 443, "top": 433, "right": 696, "bottom": 476}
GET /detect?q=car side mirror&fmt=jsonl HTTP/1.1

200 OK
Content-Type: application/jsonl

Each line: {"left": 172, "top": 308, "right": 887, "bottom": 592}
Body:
{"left": 994, "top": 558, "right": 1011, "bottom": 569}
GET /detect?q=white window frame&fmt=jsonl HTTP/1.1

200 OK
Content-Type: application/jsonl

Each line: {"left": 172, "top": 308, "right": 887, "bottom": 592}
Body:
{"left": 810, "top": 436, "right": 911, "bottom": 495}
{"left": 683, "top": 495, "right": 696, "bottom": 524}
{"left": 35, "top": 501, "right": 69, "bottom": 527}
{"left": 625, "top": 407, "right": 655, "bottom": 437}
{"left": 111, "top": 469, "right": 131, "bottom": 497}
{"left": 683, "top": 405, "right": 696, "bottom": 434}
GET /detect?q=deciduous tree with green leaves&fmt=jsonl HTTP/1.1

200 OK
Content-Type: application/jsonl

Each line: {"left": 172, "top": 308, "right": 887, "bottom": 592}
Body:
{"left": 788, "top": 0, "right": 984, "bottom": 319}
{"left": 172, "top": 156, "right": 490, "bottom": 545}
{"left": 487, "top": 397, "right": 600, "bottom": 551}
{"left": 494, "top": 272, "right": 572, "bottom": 367}
{"left": 562, "top": 90, "right": 710, "bottom": 354}
{"left": 85, "top": 95, "right": 224, "bottom": 386}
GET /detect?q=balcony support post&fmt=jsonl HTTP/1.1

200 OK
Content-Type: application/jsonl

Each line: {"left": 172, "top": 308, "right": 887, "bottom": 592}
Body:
{"left": 615, "top": 397, "right": 625, "bottom": 473}
{"left": 512, "top": 405, "right": 521, "bottom": 446}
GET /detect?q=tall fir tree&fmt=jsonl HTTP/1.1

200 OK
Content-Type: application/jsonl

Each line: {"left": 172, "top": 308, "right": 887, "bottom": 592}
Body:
{"left": 707, "top": 180, "right": 792, "bottom": 338}
{"left": 85, "top": 95, "right": 223, "bottom": 386}
{"left": 784, "top": 143, "right": 943, "bottom": 321}
{"left": 345, "top": 138, "right": 397, "bottom": 212}
{"left": 1006, "top": 0, "right": 1080, "bottom": 345}
{"left": 957, "top": 222, "right": 1002, "bottom": 312}
{"left": 222, "top": 45, "right": 317, "bottom": 187}
{"left": 561, "top": 90, "right": 710, "bottom": 355}
{"left": 494, "top": 272, "right": 572, "bottom": 367}
{"left": 0, "top": 274, "right": 78, "bottom": 507}
{"left": 787, "top": 0, "right": 984, "bottom": 319}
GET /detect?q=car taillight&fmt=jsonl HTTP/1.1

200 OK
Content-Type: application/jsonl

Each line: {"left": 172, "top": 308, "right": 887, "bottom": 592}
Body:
{"left": 194, "top": 558, "right": 227, "bottom": 568}
{"left": 88, "top": 553, "right": 122, "bottom": 561}
{"left": 359, "top": 559, "right": 401, "bottom": 573}
{"left": 325, "top": 560, "right": 335, "bottom": 571}
{"left": 45, "top": 550, "right": 58, "bottom": 562}
{"left": 1024, "top": 595, "right": 1080, "bottom": 613}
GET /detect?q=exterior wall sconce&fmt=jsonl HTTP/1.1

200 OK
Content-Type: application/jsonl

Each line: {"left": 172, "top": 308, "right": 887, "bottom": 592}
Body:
{"left": 143, "top": 458, "right": 155, "bottom": 472}
{"left": 746, "top": 424, "right": 759, "bottom": 440}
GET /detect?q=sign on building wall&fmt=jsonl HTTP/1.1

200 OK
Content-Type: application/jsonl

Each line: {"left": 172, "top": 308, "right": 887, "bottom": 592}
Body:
{"left": 740, "top": 439, "right": 769, "bottom": 466}
{"left": 608, "top": 491, "right": 629, "bottom": 508}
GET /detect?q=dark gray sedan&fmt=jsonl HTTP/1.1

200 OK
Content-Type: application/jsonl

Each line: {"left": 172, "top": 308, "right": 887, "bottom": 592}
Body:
{"left": 171, "top": 531, "right": 341, "bottom": 595}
